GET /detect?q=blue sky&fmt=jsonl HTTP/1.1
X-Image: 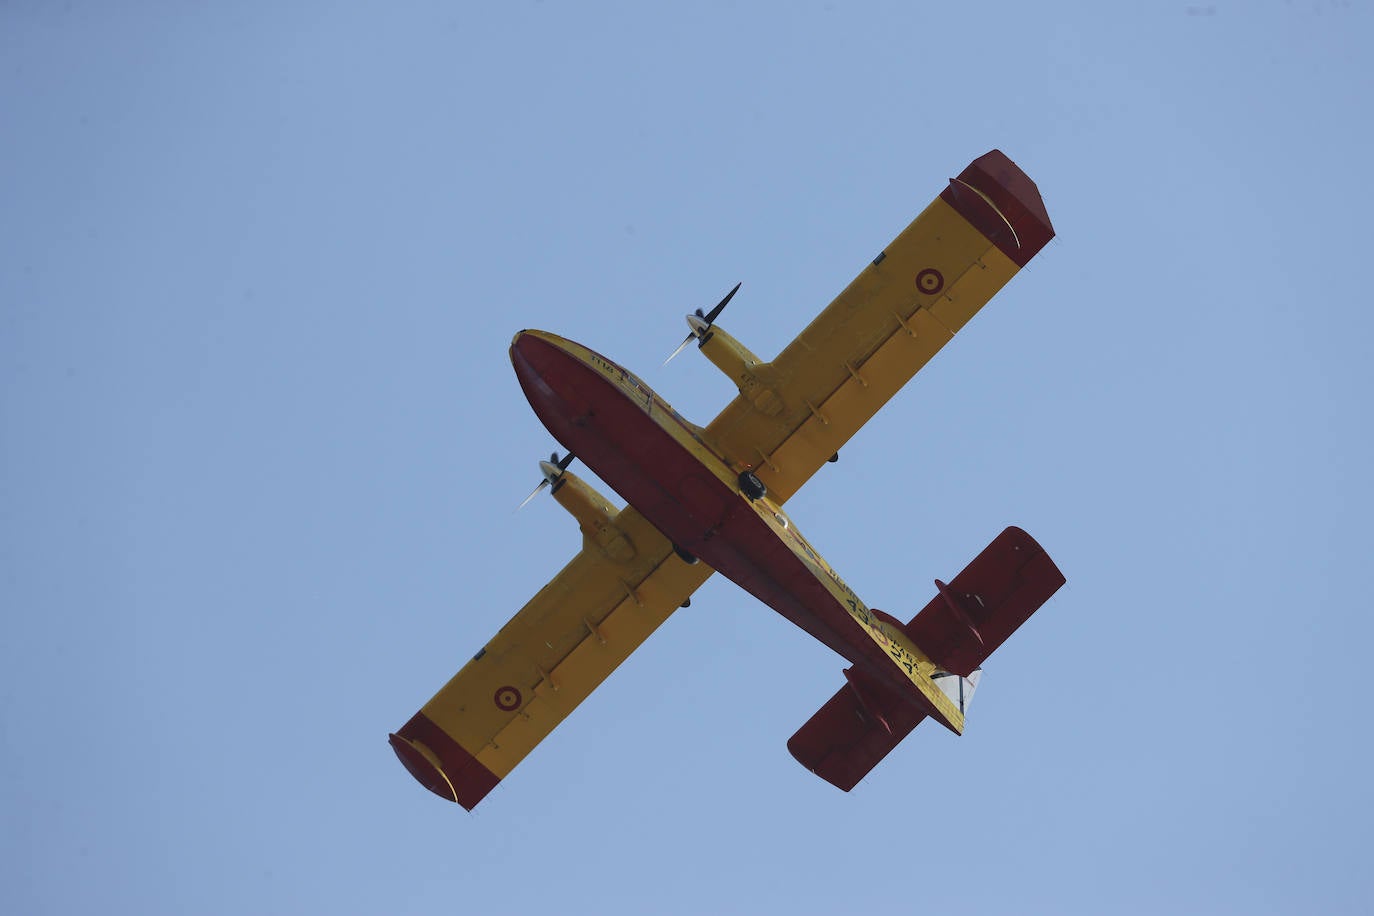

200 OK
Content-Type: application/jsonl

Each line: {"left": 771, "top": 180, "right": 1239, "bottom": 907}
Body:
{"left": 3, "top": 2, "right": 1372, "bottom": 913}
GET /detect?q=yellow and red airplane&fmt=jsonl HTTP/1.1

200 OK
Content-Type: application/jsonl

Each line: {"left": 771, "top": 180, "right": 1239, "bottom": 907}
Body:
{"left": 390, "top": 150, "right": 1066, "bottom": 809}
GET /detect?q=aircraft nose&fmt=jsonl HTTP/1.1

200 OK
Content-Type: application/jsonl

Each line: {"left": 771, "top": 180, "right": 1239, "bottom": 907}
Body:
{"left": 510, "top": 329, "right": 572, "bottom": 374}
{"left": 509, "top": 329, "right": 547, "bottom": 376}
{"left": 509, "top": 330, "right": 570, "bottom": 402}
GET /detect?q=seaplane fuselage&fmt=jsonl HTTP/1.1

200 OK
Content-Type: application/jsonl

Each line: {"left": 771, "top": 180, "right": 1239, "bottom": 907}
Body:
{"left": 509, "top": 329, "right": 967, "bottom": 731}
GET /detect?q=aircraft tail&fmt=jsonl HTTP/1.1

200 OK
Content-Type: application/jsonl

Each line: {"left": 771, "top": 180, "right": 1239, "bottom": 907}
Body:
{"left": 788, "top": 526, "right": 1062, "bottom": 791}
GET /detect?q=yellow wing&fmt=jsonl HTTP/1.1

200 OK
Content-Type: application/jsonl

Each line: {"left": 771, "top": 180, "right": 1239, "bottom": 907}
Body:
{"left": 390, "top": 482, "right": 711, "bottom": 809}
{"left": 702, "top": 149, "right": 1055, "bottom": 503}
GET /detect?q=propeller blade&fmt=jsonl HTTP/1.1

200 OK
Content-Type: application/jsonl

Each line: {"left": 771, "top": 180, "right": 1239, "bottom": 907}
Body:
{"left": 702, "top": 281, "right": 741, "bottom": 325}
{"left": 662, "top": 332, "right": 696, "bottom": 367}
{"left": 664, "top": 283, "right": 742, "bottom": 366}
{"left": 517, "top": 478, "right": 549, "bottom": 510}
{"left": 518, "top": 451, "right": 576, "bottom": 510}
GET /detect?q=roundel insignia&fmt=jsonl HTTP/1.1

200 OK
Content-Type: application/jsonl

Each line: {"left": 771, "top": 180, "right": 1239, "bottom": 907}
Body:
{"left": 915, "top": 268, "right": 944, "bottom": 296}
{"left": 494, "top": 686, "right": 522, "bottom": 711}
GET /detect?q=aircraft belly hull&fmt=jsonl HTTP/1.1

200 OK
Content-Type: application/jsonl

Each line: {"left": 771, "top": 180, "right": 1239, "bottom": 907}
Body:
{"left": 510, "top": 331, "right": 920, "bottom": 699}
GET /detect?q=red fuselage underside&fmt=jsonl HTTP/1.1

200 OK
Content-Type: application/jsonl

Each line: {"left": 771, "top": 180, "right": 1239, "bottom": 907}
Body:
{"left": 510, "top": 332, "right": 919, "bottom": 699}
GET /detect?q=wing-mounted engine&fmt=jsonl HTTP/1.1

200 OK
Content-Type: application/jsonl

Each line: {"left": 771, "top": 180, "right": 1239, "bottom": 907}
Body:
{"left": 520, "top": 452, "right": 637, "bottom": 563}
{"left": 697, "top": 325, "right": 786, "bottom": 418}
{"left": 664, "top": 283, "right": 787, "bottom": 417}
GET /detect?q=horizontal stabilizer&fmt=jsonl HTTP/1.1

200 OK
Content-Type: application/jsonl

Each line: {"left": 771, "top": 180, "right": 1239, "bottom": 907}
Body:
{"left": 905, "top": 526, "right": 1065, "bottom": 677}
{"left": 787, "top": 669, "right": 928, "bottom": 792}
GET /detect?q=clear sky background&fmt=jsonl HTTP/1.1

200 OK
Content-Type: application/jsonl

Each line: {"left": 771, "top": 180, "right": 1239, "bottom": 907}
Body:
{"left": 4, "top": 2, "right": 1372, "bottom": 914}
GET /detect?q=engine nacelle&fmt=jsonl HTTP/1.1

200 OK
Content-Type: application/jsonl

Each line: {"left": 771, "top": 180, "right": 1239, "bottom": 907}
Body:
{"left": 697, "top": 324, "right": 786, "bottom": 417}
{"left": 551, "top": 471, "right": 636, "bottom": 563}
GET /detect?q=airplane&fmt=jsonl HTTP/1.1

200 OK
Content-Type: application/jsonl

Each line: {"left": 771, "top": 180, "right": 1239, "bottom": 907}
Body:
{"left": 389, "top": 150, "right": 1066, "bottom": 809}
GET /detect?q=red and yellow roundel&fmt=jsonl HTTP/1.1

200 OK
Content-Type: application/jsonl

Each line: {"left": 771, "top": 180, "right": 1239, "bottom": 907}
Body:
{"left": 494, "top": 686, "right": 522, "bottom": 711}
{"left": 915, "top": 268, "right": 944, "bottom": 296}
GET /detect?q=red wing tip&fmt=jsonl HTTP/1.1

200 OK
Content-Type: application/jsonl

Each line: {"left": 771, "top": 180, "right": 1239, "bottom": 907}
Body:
{"left": 388, "top": 733, "right": 459, "bottom": 803}
{"left": 941, "top": 150, "right": 1055, "bottom": 267}
{"left": 390, "top": 713, "right": 503, "bottom": 810}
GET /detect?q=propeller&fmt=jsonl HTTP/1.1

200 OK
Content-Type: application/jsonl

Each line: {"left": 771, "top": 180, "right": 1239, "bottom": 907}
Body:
{"left": 517, "top": 451, "right": 576, "bottom": 509}
{"left": 662, "top": 282, "right": 741, "bottom": 366}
